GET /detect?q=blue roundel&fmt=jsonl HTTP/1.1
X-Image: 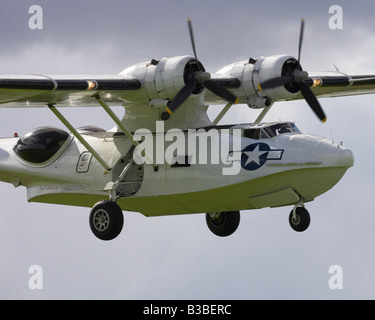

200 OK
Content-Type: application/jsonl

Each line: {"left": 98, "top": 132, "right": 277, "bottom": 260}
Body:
{"left": 241, "top": 143, "right": 271, "bottom": 171}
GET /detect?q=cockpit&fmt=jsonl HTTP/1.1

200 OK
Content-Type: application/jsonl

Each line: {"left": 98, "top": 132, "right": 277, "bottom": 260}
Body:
{"left": 14, "top": 127, "right": 70, "bottom": 164}
{"left": 241, "top": 122, "right": 301, "bottom": 140}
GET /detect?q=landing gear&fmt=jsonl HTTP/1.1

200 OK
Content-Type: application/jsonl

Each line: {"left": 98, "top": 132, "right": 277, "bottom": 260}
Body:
{"left": 89, "top": 200, "right": 124, "bottom": 240}
{"left": 289, "top": 205, "right": 310, "bottom": 232}
{"left": 206, "top": 211, "right": 240, "bottom": 237}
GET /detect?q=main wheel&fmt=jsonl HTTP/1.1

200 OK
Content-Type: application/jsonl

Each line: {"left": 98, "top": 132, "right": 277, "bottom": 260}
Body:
{"left": 289, "top": 207, "right": 310, "bottom": 232}
{"left": 206, "top": 211, "right": 240, "bottom": 237}
{"left": 89, "top": 200, "right": 124, "bottom": 240}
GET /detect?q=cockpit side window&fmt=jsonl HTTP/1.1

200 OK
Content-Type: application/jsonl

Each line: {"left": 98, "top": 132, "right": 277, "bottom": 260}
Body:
{"left": 243, "top": 129, "right": 260, "bottom": 140}
{"left": 263, "top": 126, "right": 276, "bottom": 138}
{"left": 260, "top": 129, "right": 270, "bottom": 139}
{"left": 14, "top": 127, "right": 69, "bottom": 164}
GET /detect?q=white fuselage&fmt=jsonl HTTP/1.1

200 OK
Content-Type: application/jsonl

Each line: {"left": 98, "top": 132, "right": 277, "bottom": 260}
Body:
{"left": 0, "top": 122, "right": 354, "bottom": 217}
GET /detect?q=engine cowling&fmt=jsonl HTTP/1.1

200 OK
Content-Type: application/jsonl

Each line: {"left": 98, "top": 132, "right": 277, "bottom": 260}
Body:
{"left": 119, "top": 55, "right": 204, "bottom": 103}
{"left": 118, "top": 56, "right": 214, "bottom": 131}
{"left": 256, "top": 55, "right": 302, "bottom": 96}
{"left": 214, "top": 54, "right": 301, "bottom": 108}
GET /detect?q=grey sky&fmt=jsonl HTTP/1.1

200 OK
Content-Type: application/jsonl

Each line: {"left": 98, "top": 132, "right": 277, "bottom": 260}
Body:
{"left": 0, "top": 0, "right": 375, "bottom": 299}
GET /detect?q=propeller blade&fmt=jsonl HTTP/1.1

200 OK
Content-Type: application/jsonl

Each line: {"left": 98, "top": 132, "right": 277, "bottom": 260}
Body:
{"left": 299, "top": 82, "right": 327, "bottom": 122}
{"left": 258, "top": 76, "right": 294, "bottom": 91}
{"left": 161, "top": 18, "right": 238, "bottom": 120}
{"left": 257, "top": 19, "right": 326, "bottom": 124}
{"left": 204, "top": 79, "right": 239, "bottom": 104}
{"left": 187, "top": 18, "right": 200, "bottom": 71}
{"left": 297, "top": 19, "right": 305, "bottom": 67}
{"left": 166, "top": 79, "right": 198, "bottom": 114}
{"left": 259, "top": 19, "right": 305, "bottom": 91}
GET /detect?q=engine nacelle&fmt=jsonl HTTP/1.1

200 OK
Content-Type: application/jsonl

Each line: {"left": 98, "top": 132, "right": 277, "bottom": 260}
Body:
{"left": 215, "top": 55, "right": 300, "bottom": 107}
{"left": 119, "top": 55, "right": 203, "bottom": 104}
{"left": 256, "top": 55, "right": 302, "bottom": 99}
{"left": 118, "top": 56, "right": 212, "bottom": 131}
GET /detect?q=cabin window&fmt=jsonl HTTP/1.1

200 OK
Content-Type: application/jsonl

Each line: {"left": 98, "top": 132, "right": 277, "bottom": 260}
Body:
{"left": 14, "top": 127, "right": 69, "bottom": 164}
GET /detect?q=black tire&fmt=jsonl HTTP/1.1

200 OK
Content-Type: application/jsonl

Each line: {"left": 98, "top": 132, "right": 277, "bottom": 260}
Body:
{"left": 89, "top": 200, "right": 124, "bottom": 240}
{"left": 206, "top": 211, "right": 240, "bottom": 237}
{"left": 289, "top": 207, "right": 310, "bottom": 232}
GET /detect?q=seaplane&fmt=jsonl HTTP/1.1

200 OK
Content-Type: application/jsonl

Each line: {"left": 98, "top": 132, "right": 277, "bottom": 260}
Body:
{"left": 0, "top": 19, "right": 371, "bottom": 240}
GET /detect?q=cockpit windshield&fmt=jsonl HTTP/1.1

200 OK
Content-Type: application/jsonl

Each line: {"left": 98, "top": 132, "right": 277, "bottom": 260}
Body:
{"left": 262, "top": 122, "right": 300, "bottom": 138}
{"left": 242, "top": 122, "right": 300, "bottom": 140}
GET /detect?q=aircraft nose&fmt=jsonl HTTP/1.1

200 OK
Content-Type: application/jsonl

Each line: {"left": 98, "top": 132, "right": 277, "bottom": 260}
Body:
{"left": 338, "top": 148, "right": 354, "bottom": 168}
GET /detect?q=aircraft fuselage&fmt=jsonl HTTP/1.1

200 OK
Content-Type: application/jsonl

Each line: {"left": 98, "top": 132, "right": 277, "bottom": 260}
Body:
{"left": 0, "top": 121, "right": 354, "bottom": 217}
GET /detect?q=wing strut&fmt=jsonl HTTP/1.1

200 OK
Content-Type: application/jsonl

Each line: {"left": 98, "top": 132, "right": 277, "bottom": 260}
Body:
{"left": 212, "top": 102, "right": 233, "bottom": 125}
{"left": 48, "top": 104, "right": 112, "bottom": 171}
{"left": 255, "top": 105, "right": 273, "bottom": 124}
{"left": 95, "top": 95, "right": 157, "bottom": 169}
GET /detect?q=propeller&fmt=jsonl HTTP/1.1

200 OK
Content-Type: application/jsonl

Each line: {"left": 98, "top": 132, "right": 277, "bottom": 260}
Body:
{"left": 259, "top": 19, "right": 327, "bottom": 123}
{"left": 162, "top": 18, "right": 238, "bottom": 120}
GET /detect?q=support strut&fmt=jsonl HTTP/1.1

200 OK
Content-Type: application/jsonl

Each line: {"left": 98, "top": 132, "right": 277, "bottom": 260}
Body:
{"left": 95, "top": 95, "right": 157, "bottom": 169}
{"left": 212, "top": 102, "right": 233, "bottom": 125}
{"left": 48, "top": 104, "right": 111, "bottom": 171}
{"left": 292, "top": 198, "right": 305, "bottom": 222}
{"left": 255, "top": 105, "right": 272, "bottom": 124}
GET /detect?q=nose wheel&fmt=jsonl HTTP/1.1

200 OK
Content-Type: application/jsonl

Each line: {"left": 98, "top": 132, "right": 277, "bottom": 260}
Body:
{"left": 289, "top": 204, "right": 310, "bottom": 232}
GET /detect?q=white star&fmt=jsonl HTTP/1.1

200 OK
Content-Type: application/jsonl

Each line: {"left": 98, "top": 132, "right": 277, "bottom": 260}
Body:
{"left": 243, "top": 144, "right": 268, "bottom": 167}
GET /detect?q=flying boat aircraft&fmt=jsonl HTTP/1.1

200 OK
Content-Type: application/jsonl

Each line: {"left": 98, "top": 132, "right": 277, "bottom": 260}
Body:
{"left": 0, "top": 19, "right": 371, "bottom": 240}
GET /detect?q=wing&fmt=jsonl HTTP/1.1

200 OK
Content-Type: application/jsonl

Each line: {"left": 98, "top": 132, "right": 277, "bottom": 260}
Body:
{"left": 302, "top": 72, "right": 375, "bottom": 99}
{"left": 3, "top": 71, "right": 374, "bottom": 108}
{"left": 205, "top": 71, "right": 375, "bottom": 105}
{"left": 0, "top": 74, "right": 142, "bottom": 107}
{"left": 2, "top": 64, "right": 375, "bottom": 130}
